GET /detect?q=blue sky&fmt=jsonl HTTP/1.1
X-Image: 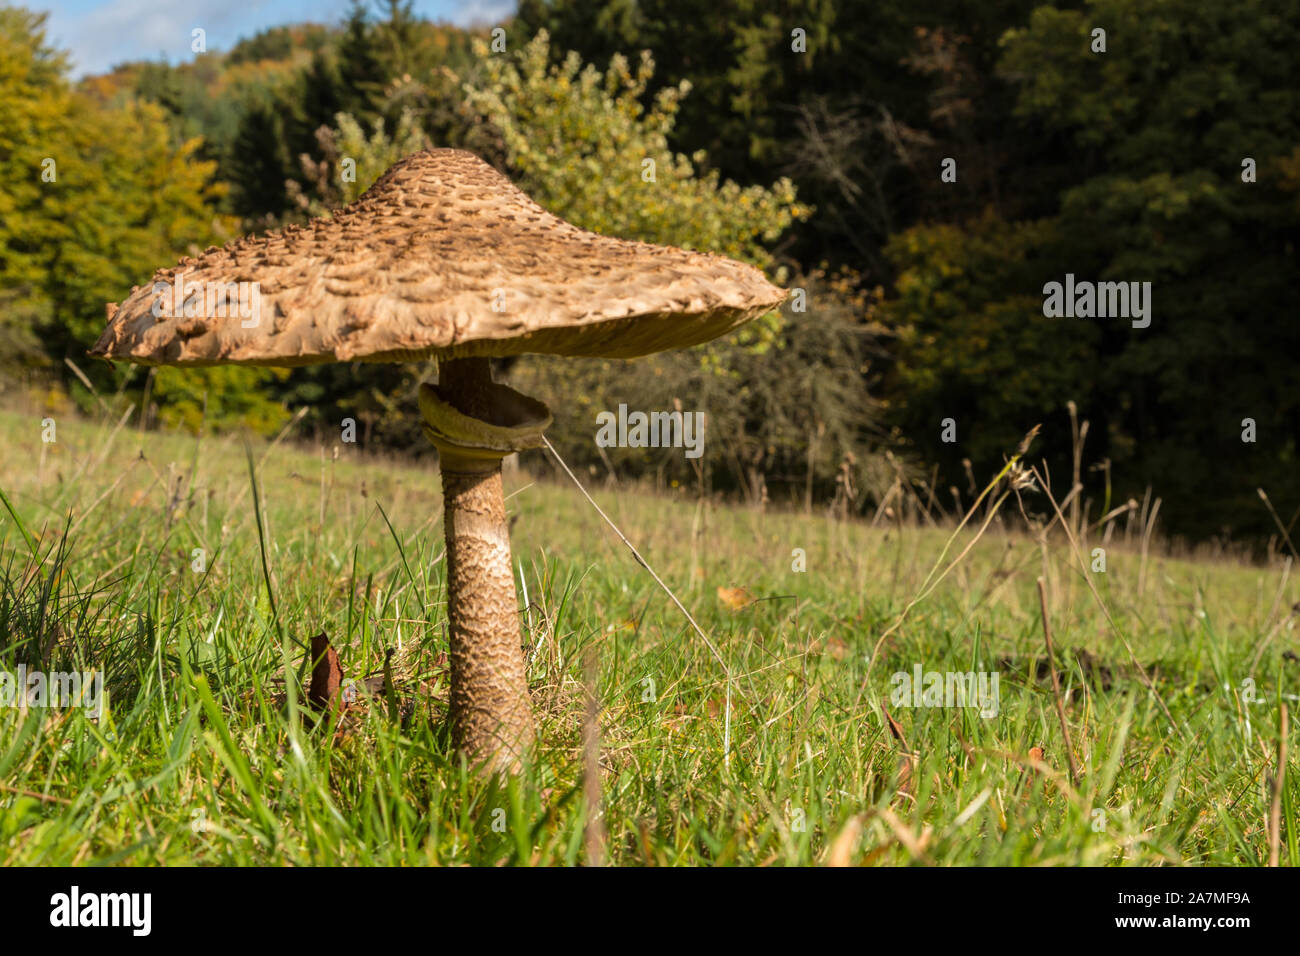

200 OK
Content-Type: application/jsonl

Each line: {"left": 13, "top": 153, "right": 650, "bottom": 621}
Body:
{"left": 36, "top": 0, "right": 516, "bottom": 76}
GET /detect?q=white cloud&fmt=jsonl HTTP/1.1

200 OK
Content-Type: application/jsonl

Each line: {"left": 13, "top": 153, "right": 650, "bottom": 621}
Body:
{"left": 441, "top": 0, "right": 514, "bottom": 28}
{"left": 42, "top": 0, "right": 513, "bottom": 78}
{"left": 48, "top": 0, "right": 265, "bottom": 75}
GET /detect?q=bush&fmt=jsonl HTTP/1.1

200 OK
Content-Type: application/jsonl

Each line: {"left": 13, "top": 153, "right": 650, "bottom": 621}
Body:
{"left": 513, "top": 274, "right": 889, "bottom": 509}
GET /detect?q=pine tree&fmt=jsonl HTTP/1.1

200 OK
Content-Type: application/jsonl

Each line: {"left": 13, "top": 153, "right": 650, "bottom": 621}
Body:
{"left": 337, "top": 0, "right": 387, "bottom": 121}
{"left": 227, "top": 101, "right": 291, "bottom": 218}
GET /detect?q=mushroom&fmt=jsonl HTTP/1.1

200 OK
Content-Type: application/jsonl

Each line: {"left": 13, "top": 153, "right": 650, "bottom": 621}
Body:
{"left": 91, "top": 148, "right": 786, "bottom": 771}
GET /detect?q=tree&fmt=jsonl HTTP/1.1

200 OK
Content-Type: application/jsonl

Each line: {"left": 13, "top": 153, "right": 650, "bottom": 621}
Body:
{"left": 337, "top": 0, "right": 388, "bottom": 121}
{"left": 883, "top": 0, "right": 1300, "bottom": 538}
{"left": 461, "top": 33, "right": 882, "bottom": 499}
{"left": 462, "top": 31, "right": 805, "bottom": 270}
{"left": 227, "top": 99, "right": 292, "bottom": 218}
{"left": 879, "top": 212, "right": 1095, "bottom": 477}
{"left": 0, "top": 6, "right": 288, "bottom": 433}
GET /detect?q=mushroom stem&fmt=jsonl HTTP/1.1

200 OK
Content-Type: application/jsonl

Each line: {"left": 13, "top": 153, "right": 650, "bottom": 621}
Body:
{"left": 434, "top": 357, "right": 537, "bottom": 771}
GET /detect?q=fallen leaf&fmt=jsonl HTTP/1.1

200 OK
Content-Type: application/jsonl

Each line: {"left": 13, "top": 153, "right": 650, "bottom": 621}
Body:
{"left": 881, "top": 704, "right": 916, "bottom": 800}
{"left": 881, "top": 704, "right": 908, "bottom": 744}
{"left": 716, "top": 586, "right": 755, "bottom": 610}
{"left": 878, "top": 807, "right": 933, "bottom": 863}
{"left": 1021, "top": 745, "right": 1048, "bottom": 788}
{"left": 827, "top": 815, "right": 864, "bottom": 867}
{"left": 308, "top": 632, "right": 344, "bottom": 711}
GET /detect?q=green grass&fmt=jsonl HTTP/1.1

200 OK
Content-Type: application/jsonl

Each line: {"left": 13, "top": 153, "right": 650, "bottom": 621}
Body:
{"left": 0, "top": 403, "right": 1295, "bottom": 866}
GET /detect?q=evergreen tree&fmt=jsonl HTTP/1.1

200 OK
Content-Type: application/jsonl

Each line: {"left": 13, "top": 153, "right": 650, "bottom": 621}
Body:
{"left": 337, "top": 0, "right": 387, "bottom": 121}
{"left": 227, "top": 100, "right": 292, "bottom": 218}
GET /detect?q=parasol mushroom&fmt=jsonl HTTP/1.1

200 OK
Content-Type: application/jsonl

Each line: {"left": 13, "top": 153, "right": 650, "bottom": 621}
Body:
{"left": 91, "top": 148, "right": 786, "bottom": 771}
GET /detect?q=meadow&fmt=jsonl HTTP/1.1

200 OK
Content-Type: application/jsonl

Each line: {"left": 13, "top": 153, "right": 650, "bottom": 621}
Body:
{"left": 0, "top": 401, "right": 1294, "bottom": 866}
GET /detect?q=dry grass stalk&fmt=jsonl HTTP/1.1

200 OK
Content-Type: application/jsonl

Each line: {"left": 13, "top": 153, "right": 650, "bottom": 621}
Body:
{"left": 1268, "top": 703, "right": 1288, "bottom": 867}
{"left": 1031, "top": 466, "right": 1181, "bottom": 735}
{"left": 1258, "top": 488, "right": 1299, "bottom": 561}
{"left": 859, "top": 425, "right": 1040, "bottom": 701}
{"left": 582, "top": 643, "right": 606, "bottom": 867}
{"left": 542, "top": 434, "right": 733, "bottom": 765}
{"left": 1037, "top": 577, "right": 1081, "bottom": 785}
{"left": 826, "top": 814, "right": 864, "bottom": 867}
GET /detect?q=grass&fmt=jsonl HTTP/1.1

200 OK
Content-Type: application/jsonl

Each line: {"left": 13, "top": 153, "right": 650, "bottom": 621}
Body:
{"left": 0, "top": 401, "right": 1295, "bottom": 866}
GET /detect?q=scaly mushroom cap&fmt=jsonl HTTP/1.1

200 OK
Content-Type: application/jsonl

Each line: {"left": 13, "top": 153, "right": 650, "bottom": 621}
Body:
{"left": 90, "top": 149, "right": 787, "bottom": 367}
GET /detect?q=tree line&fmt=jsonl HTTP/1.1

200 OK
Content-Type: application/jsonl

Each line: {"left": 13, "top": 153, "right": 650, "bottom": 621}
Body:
{"left": 0, "top": 0, "right": 1296, "bottom": 540}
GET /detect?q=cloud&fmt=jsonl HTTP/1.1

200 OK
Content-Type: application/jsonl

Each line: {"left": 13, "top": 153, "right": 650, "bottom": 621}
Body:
{"left": 444, "top": 0, "right": 513, "bottom": 27}
{"left": 40, "top": 0, "right": 514, "bottom": 78}
{"left": 46, "top": 0, "right": 276, "bottom": 75}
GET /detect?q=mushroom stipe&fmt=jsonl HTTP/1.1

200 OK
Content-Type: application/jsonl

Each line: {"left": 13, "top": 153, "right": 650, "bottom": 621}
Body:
{"left": 92, "top": 149, "right": 786, "bottom": 772}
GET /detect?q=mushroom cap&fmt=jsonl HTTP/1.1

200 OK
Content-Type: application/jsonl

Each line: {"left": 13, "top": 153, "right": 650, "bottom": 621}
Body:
{"left": 90, "top": 149, "right": 787, "bottom": 367}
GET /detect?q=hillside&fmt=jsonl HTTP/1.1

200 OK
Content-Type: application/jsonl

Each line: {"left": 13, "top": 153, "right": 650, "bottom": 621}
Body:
{"left": 0, "top": 403, "right": 1294, "bottom": 864}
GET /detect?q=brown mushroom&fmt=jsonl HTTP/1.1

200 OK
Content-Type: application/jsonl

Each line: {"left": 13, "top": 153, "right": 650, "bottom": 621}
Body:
{"left": 91, "top": 148, "right": 786, "bottom": 771}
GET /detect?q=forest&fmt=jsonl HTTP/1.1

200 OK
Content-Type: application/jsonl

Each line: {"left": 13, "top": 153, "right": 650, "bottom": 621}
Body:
{"left": 1, "top": 0, "right": 1297, "bottom": 542}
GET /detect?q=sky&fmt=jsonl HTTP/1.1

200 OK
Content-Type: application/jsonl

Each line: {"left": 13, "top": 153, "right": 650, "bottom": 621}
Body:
{"left": 35, "top": 0, "right": 517, "bottom": 77}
